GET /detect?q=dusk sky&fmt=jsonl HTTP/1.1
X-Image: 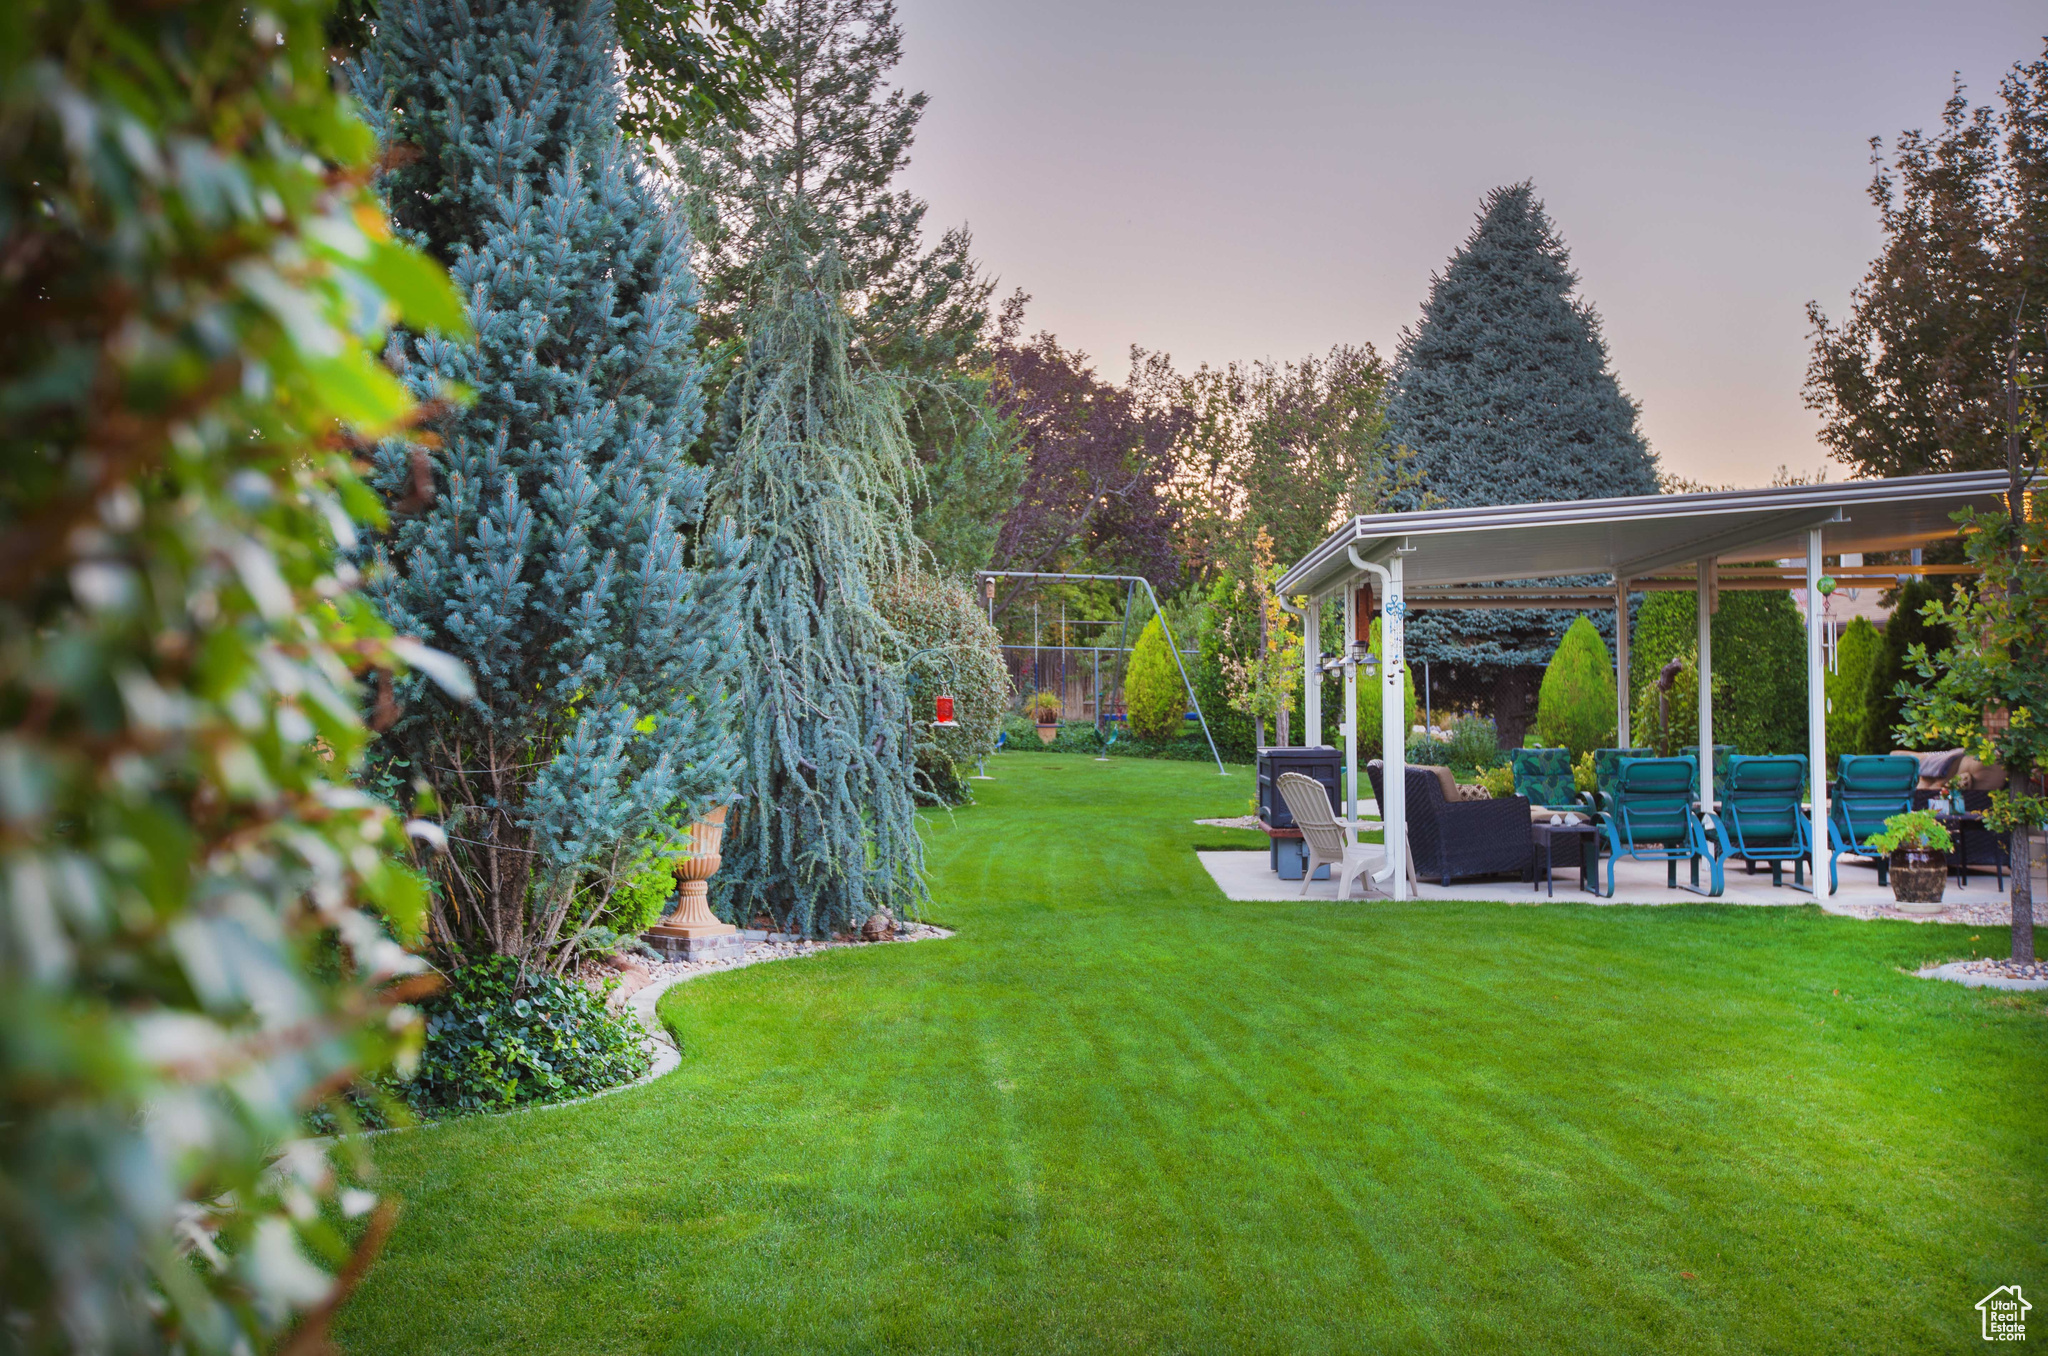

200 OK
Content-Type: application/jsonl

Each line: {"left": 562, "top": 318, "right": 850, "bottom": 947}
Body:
{"left": 890, "top": 0, "right": 2044, "bottom": 489}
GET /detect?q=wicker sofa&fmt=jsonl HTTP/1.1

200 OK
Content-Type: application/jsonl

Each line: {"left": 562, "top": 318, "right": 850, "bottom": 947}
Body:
{"left": 1368, "top": 761, "right": 1534, "bottom": 887}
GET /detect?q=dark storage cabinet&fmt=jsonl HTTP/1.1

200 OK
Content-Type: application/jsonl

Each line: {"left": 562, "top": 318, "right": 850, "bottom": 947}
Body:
{"left": 1257, "top": 746, "right": 1340, "bottom": 828}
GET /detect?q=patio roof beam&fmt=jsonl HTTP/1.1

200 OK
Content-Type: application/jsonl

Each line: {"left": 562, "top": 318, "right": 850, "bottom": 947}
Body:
{"left": 1612, "top": 507, "right": 1842, "bottom": 581}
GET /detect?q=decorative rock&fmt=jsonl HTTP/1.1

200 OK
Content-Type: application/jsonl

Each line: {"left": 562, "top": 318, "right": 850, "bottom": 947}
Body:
{"left": 862, "top": 910, "right": 895, "bottom": 942}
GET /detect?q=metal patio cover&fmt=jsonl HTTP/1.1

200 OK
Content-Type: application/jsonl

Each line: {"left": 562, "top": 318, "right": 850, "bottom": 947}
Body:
{"left": 1271, "top": 469, "right": 2014, "bottom": 904}
{"left": 1275, "top": 471, "right": 2011, "bottom": 596}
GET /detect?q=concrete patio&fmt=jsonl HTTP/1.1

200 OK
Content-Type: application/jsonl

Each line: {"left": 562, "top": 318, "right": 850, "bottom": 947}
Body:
{"left": 1197, "top": 847, "right": 2040, "bottom": 925}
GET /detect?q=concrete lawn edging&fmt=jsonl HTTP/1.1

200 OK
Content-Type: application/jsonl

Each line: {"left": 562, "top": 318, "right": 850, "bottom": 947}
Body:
{"left": 1914, "top": 960, "right": 2048, "bottom": 992}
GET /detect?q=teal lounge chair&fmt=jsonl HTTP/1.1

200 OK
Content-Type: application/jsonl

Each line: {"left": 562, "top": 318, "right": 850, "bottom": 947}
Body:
{"left": 1828, "top": 754, "right": 1918, "bottom": 893}
{"left": 1721, "top": 755, "right": 1810, "bottom": 888}
{"left": 1580, "top": 746, "right": 1655, "bottom": 821}
{"left": 1511, "top": 747, "right": 1575, "bottom": 810}
{"left": 1601, "top": 756, "right": 1729, "bottom": 897}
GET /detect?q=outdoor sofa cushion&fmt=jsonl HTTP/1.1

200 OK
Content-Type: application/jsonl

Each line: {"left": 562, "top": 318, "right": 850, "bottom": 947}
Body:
{"left": 1890, "top": 747, "right": 2002, "bottom": 791}
{"left": 1894, "top": 748, "right": 1968, "bottom": 787}
{"left": 1411, "top": 764, "right": 1460, "bottom": 803}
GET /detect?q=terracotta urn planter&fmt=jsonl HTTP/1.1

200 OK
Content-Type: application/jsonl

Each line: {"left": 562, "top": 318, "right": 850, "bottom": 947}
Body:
{"left": 1035, "top": 720, "right": 1058, "bottom": 744}
{"left": 1889, "top": 847, "right": 1947, "bottom": 914}
{"left": 646, "top": 806, "right": 738, "bottom": 957}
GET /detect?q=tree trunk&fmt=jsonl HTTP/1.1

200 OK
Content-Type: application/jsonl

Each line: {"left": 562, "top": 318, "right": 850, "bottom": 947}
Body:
{"left": 2012, "top": 822, "right": 2036, "bottom": 963}
{"left": 2004, "top": 325, "right": 2034, "bottom": 964}
{"left": 1492, "top": 668, "right": 1538, "bottom": 750}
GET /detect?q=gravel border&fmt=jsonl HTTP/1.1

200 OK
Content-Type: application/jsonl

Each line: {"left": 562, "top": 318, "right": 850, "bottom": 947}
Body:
{"left": 1819, "top": 896, "right": 2046, "bottom": 927}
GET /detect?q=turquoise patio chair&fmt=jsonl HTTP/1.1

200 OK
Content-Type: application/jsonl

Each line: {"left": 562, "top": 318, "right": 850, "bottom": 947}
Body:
{"left": 1827, "top": 754, "right": 1918, "bottom": 893}
{"left": 1580, "top": 746, "right": 1655, "bottom": 820}
{"left": 1600, "top": 756, "right": 1729, "bottom": 897}
{"left": 1511, "top": 747, "right": 1575, "bottom": 809}
{"left": 1721, "top": 754, "right": 1810, "bottom": 888}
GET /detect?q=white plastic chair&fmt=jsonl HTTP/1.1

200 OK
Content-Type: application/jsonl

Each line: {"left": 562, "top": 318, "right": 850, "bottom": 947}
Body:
{"left": 1276, "top": 771, "right": 1410, "bottom": 900}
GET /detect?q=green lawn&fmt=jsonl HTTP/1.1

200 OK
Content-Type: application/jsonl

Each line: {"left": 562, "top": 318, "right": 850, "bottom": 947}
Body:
{"left": 336, "top": 754, "right": 2045, "bottom": 1355}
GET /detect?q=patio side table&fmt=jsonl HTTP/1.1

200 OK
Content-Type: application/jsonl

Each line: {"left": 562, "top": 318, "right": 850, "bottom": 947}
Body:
{"left": 1937, "top": 812, "right": 2006, "bottom": 889}
{"left": 1531, "top": 820, "right": 1600, "bottom": 898}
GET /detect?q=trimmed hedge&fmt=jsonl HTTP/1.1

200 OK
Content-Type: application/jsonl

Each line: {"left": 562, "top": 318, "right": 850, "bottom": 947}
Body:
{"left": 999, "top": 717, "right": 1242, "bottom": 765}
{"left": 1827, "top": 616, "right": 1882, "bottom": 755}
{"left": 1630, "top": 588, "right": 1807, "bottom": 755}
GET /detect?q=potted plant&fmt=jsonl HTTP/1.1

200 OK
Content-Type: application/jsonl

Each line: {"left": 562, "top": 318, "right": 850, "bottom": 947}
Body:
{"left": 1866, "top": 810, "right": 1956, "bottom": 914}
{"left": 1025, "top": 690, "right": 1062, "bottom": 743}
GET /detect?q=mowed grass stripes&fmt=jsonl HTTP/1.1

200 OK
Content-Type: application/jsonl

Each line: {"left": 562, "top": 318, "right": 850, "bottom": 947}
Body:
{"left": 337, "top": 754, "right": 2045, "bottom": 1355}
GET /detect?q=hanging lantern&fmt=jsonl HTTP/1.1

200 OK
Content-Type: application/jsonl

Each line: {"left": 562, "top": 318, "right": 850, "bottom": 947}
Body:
{"left": 934, "top": 694, "right": 959, "bottom": 727}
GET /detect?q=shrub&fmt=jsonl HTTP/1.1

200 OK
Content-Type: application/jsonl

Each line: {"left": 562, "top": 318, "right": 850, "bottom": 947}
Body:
{"left": 1827, "top": 616, "right": 1882, "bottom": 755}
{"left": 1478, "top": 764, "right": 1519, "bottom": 798}
{"left": 602, "top": 850, "right": 681, "bottom": 936}
{"left": 406, "top": 957, "right": 651, "bottom": 1117}
{"left": 1126, "top": 616, "right": 1187, "bottom": 739}
{"left": 875, "top": 570, "right": 1008, "bottom": 804}
{"left": 1444, "top": 716, "right": 1502, "bottom": 773}
{"left": 1535, "top": 617, "right": 1617, "bottom": 758}
{"left": 1574, "top": 750, "right": 1597, "bottom": 793}
{"left": 1407, "top": 735, "right": 1454, "bottom": 765}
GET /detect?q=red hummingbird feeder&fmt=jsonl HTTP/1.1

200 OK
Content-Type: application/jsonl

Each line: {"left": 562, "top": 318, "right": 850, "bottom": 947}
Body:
{"left": 933, "top": 695, "right": 959, "bottom": 727}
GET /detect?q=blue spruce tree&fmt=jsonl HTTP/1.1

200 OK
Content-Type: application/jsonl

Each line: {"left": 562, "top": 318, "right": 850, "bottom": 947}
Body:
{"left": 708, "top": 232, "right": 928, "bottom": 938}
{"left": 355, "top": 0, "right": 745, "bottom": 971}
{"left": 1386, "top": 183, "right": 1660, "bottom": 737}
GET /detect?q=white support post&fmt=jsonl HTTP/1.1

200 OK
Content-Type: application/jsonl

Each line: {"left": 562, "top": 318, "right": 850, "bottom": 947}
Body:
{"left": 1343, "top": 584, "right": 1358, "bottom": 822}
{"left": 1383, "top": 555, "right": 1408, "bottom": 900}
{"left": 1807, "top": 527, "right": 1828, "bottom": 892}
{"left": 1304, "top": 591, "right": 1321, "bottom": 748}
{"left": 1615, "top": 576, "right": 1631, "bottom": 749}
{"left": 1697, "top": 557, "right": 1715, "bottom": 812}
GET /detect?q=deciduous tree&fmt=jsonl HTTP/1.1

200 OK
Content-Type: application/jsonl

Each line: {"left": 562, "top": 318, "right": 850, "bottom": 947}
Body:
{"left": 983, "top": 323, "right": 1188, "bottom": 616}
{"left": 1805, "top": 46, "right": 2048, "bottom": 478}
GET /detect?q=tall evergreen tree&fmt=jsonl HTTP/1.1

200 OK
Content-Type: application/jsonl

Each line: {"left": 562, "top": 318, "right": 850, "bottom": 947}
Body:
{"left": 707, "top": 242, "right": 926, "bottom": 935}
{"left": 356, "top": 0, "right": 746, "bottom": 970}
{"left": 1385, "top": 182, "right": 1660, "bottom": 737}
{"left": 676, "top": 0, "right": 1021, "bottom": 571}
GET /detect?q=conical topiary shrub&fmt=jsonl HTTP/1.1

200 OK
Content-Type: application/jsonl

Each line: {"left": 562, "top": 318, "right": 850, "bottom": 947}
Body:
{"left": 1125, "top": 615, "right": 1185, "bottom": 740}
{"left": 1535, "top": 617, "right": 1618, "bottom": 759}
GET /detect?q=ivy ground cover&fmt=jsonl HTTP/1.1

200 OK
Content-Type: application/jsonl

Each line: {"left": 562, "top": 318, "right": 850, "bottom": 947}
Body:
{"left": 338, "top": 755, "right": 2044, "bottom": 1354}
